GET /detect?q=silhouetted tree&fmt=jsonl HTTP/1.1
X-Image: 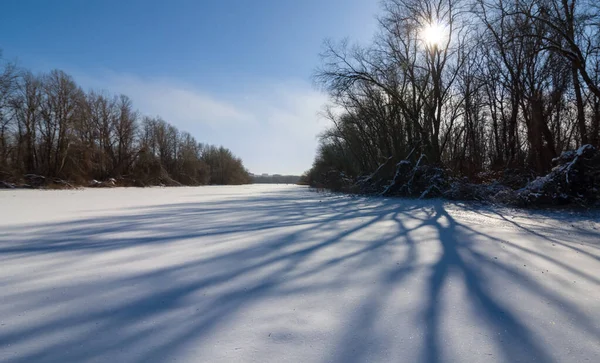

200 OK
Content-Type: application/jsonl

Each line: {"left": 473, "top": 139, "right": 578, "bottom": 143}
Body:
{"left": 307, "top": 0, "right": 600, "bottom": 189}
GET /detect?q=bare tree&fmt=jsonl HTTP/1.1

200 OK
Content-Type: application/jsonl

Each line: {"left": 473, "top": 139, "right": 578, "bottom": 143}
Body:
{"left": 0, "top": 51, "right": 250, "bottom": 187}
{"left": 308, "top": 0, "right": 600, "bottom": 189}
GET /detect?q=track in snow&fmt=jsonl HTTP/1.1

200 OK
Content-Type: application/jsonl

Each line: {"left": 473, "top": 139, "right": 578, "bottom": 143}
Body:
{"left": 0, "top": 185, "right": 599, "bottom": 362}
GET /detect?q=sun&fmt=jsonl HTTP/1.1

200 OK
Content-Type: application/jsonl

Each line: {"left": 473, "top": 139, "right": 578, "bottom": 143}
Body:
{"left": 421, "top": 22, "right": 446, "bottom": 48}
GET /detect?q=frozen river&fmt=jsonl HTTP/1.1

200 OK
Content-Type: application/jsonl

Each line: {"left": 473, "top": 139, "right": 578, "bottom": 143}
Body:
{"left": 1, "top": 185, "right": 599, "bottom": 362}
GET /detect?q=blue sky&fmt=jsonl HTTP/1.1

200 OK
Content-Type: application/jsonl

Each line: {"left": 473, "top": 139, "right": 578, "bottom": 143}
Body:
{"left": 0, "top": 0, "right": 379, "bottom": 174}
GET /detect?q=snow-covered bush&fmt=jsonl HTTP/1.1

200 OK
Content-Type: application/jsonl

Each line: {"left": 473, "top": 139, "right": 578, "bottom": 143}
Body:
{"left": 445, "top": 179, "right": 511, "bottom": 202}
{"left": 356, "top": 156, "right": 397, "bottom": 194}
{"left": 309, "top": 146, "right": 600, "bottom": 208}
{"left": 355, "top": 155, "right": 451, "bottom": 198}
{"left": 514, "top": 145, "right": 600, "bottom": 206}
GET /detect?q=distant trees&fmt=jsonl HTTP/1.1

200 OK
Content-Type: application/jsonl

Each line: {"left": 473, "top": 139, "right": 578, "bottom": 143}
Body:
{"left": 307, "top": 0, "right": 600, "bottom": 188}
{"left": 252, "top": 174, "right": 301, "bottom": 184}
{"left": 0, "top": 53, "right": 250, "bottom": 187}
{"left": 201, "top": 145, "right": 252, "bottom": 185}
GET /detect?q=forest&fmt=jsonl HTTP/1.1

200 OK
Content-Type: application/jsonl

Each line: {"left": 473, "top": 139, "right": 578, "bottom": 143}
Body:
{"left": 0, "top": 55, "right": 251, "bottom": 188}
{"left": 305, "top": 0, "right": 600, "bottom": 206}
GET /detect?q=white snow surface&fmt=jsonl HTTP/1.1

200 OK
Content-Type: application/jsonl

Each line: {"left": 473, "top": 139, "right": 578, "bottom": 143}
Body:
{"left": 0, "top": 185, "right": 599, "bottom": 363}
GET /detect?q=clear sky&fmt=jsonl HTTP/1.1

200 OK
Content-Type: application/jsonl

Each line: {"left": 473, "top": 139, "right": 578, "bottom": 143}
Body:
{"left": 0, "top": 0, "right": 379, "bottom": 175}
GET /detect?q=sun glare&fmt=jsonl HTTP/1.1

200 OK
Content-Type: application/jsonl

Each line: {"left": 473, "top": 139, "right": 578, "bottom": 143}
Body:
{"left": 421, "top": 22, "right": 446, "bottom": 48}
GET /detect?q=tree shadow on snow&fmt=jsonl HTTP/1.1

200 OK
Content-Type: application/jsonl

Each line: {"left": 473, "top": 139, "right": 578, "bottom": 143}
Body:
{"left": 0, "top": 190, "right": 598, "bottom": 362}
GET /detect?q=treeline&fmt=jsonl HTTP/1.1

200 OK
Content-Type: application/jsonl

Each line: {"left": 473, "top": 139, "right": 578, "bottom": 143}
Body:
{"left": 0, "top": 54, "right": 251, "bottom": 187}
{"left": 306, "top": 0, "right": 600, "bottom": 191}
{"left": 251, "top": 174, "right": 300, "bottom": 184}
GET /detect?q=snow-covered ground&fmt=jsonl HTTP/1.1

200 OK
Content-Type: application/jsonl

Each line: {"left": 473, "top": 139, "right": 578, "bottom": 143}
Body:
{"left": 0, "top": 185, "right": 599, "bottom": 363}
